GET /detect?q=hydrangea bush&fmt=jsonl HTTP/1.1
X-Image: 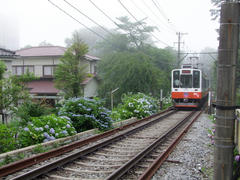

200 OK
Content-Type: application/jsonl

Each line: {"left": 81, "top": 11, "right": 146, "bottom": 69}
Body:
{"left": 162, "top": 94, "right": 173, "bottom": 109}
{"left": 18, "top": 114, "right": 76, "bottom": 147}
{"left": 111, "top": 93, "right": 158, "bottom": 121}
{"left": 58, "top": 97, "right": 113, "bottom": 132}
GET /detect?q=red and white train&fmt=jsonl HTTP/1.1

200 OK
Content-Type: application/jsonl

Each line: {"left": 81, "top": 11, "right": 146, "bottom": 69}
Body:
{"left": 171, "top": 64, "right": 209, "bottom": 108}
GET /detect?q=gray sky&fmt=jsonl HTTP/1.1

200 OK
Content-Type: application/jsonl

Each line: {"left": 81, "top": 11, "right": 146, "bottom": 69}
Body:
{"left": 1, "top": 0, "right": 219, "bottom": 52}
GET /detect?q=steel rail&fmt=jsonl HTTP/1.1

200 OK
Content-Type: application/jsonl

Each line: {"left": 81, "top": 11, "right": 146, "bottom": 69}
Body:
{"left": 139, "top": 110, "right": 203, "bottom": 180}
{"left": 106, "top": 110, "right": 196, "bottom": 180}
{"left": 0, "top": 107, "right": 173, "bottom": 178}
{"left": 10, "top": 110, "right": 176, "bottom": 180}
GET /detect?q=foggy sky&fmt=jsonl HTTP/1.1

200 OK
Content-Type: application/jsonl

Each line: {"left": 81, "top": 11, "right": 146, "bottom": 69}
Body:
{"left": 0, "top": 0, "right": 219, "bottom": 52}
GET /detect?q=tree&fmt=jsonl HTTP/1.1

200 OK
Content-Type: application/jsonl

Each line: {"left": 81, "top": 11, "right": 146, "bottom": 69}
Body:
{"left": 98, "top": 51, "right": 166, "bottom": 106}
{"left": 65, "top": 27, "right": 110, "bottom": 56}
{"left": 95, "top": 33, "right": 130, "bottom": 56}
{"left": 0, "top": 61, "right": 36, "bottom": 123}
{"left": 115, "top": 16, "right": 156, "bottom": 49}
{"left": 54, "top": 41, "right": 88, "bottom": 99}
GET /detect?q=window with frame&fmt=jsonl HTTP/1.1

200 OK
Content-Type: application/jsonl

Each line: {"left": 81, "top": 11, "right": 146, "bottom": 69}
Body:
{"left": 43, "top": 65, "right": 56, "bottom": 77}
{"left": 12, "top": 66, "right": 34, "bottom": 75}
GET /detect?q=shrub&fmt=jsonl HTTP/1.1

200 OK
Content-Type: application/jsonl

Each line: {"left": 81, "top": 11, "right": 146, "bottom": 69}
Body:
{"left": 58, "top": 97, "right": 113, "bottom": 132}
{"left": 0, "top": 124, "right": 17, "bottom": 153}
{"left": 18, "top": 114, "right": 76, "bottom": 147}
{"left": 13, "top": 100, "right": 53, "bottom": 127}
{"left": 112, "top": 93, "right": 158, "bottom": 121}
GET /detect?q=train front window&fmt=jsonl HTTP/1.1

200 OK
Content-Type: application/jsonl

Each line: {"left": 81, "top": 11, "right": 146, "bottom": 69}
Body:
{"left": 193, "top": 70, "right": 200, "bottom": 88}
{"left": 180, "top": 75, "right": 192, "bottom": 88}
{"left": 173, "top": 70, "right": 180, "bottom": 88}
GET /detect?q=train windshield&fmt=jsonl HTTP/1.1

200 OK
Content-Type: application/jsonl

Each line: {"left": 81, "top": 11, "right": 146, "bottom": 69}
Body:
{"left": 180, "top": 75, "right": 192, "bottom": 88}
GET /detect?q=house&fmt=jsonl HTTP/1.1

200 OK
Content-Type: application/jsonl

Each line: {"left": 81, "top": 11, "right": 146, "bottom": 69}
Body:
{"left": 0, "top": 48, "right": 17, "bottom": 77}
{"left": 14, "top": 46, "right": 100, "bottom": 105}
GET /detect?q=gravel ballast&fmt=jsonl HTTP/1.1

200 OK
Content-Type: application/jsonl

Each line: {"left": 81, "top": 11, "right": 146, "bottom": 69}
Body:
{"left": 152, "top": 113, "right": 214, "bottom": 180}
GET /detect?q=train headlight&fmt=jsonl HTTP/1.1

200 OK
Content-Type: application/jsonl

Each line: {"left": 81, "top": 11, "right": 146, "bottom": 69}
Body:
{"left": 183, "top": 98, "right": 188, "bottom": 102}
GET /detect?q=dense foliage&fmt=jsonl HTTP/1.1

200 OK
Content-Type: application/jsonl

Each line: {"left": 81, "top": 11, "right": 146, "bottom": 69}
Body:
{"left": 111, "top": 93, "right": 158, "bottom": 121}
{"left": 98, "top": 51, "right": 167, "bottom": 106}
{"left": 0, "top": 124, "right": 17, "bottom": 153}
{"left": 13, "top": 100, "right": 52, "bottom": 127}
{"left": 18, "top": 114, "right": 76, "bottom": 147}
{"left": 58, "top": 97, "right": 113, "bottom": 132}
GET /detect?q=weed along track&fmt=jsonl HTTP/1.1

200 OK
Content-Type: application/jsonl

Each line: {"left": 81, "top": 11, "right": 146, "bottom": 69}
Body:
{"left": 2, "top": 109, "right": 203, "bottom": 180}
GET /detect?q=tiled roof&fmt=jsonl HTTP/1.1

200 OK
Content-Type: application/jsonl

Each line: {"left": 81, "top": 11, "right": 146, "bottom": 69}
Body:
{"left": 16, "top": 46, "right": 100, "bottom": 60}
{"left": 16, "top": 46, "right": 66, "bottom": 57}
{"left": 27, "top": 79, "right": 59, "bottom": 94}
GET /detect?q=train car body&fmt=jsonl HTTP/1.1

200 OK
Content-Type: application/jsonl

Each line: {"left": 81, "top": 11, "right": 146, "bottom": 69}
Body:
{"left": 171, "top": 64, "right": 209, "bottom": 108}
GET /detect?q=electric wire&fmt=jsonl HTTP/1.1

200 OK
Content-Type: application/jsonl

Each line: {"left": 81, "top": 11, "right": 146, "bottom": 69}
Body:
{"left": 129, "top": 0, "right": 162, "bottom": 33}
{"left": 118, "top": 0, "right": 171, "bottom": 47}
{"left": 63, "top": 0, "right": 114, "bottom": 36}
{"left": 48, "top": 0, "right": 107, "bottom": 41}
{"left": 153, "top": 0, "right": 178, "bottom": 31}
{"left": 48, "top": 0, "right": 177, "bottom": 66}
{"left": 151, "top": 0, "right": 169, "bottom": 22}
{"left": 88, "top": 0, "right": 117, "bottom": 25}
{"left": 141, "top": 0, "right": 176, "bottom": 33}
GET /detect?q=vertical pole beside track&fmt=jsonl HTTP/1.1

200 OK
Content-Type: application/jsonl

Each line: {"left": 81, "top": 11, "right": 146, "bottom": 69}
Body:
{"left": 214, "top": 2, "right": 239, "bottom": 180}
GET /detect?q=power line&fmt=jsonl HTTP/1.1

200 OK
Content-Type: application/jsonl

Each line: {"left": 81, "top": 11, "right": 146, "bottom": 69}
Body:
{"left": 153, "top": 0, "right": 178, "bottom": 31}
{"left": 88, "top": 0, "right": 117, "bottom": 25}
{"left": 141, "top": 0, "right": 176, "bottom": 33}
{"left": 63, "top": 0, "right": 114, "bottom": 36}
{"left": 129, "top": 0, "right": 161, "bottom": 34}
{"left": 48, "top": 0, "right": 107, "bottom": 41}
{"left": 118, "top": 0, "right": 171, "bottom": 47}
{"left": 151, "top": 0, "right": 169, "bottom": 21}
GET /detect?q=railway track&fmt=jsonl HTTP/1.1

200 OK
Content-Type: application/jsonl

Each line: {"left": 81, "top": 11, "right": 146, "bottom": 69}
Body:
{"left": 2, "top": 109, "right": 203, "bottom": 180}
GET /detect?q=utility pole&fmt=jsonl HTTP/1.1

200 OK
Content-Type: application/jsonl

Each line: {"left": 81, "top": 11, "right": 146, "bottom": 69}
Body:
{"left": 214, "top": 2, "right": 239, "bottom": 180}
{"left": 175, "top": 32, "right": 187, "bottom": 68}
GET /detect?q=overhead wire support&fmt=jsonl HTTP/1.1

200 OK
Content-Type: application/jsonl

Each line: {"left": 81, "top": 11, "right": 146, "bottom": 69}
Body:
{"left": 118, "top": 0, "right": 171, "bottom": 47}
{"left": 48, "top": 0, "right": 107, "bottom": 41}
{"left": 63, "top": 0, "right": 114, "bottom": 36}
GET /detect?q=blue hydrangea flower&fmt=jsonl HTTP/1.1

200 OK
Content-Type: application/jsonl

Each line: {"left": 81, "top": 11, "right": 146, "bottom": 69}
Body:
{"left": 45, "top": 125, "right": 49, "bottom": 129}
{"left": 49, "top": 136, "right": 56, "bottom": 141}
{"left": 39, "top": 127, "right": 43, "bottom": 131}
{"left": 61, "top": 130, "right": 68, "bottom": 135}
{"left": 24, "top": 127, "right": 29, "bottom": 131}
{"left": 50, "top": 128, "right": 55, "bottom": 134}
{"left": 35, "top": 127, "right": 39, "bottom": 131}
{"left": 66, "top": 124, "right": 71, "bottom": 128}
{"left": 43, "top": 132, "right": 50, "bottom": 138}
